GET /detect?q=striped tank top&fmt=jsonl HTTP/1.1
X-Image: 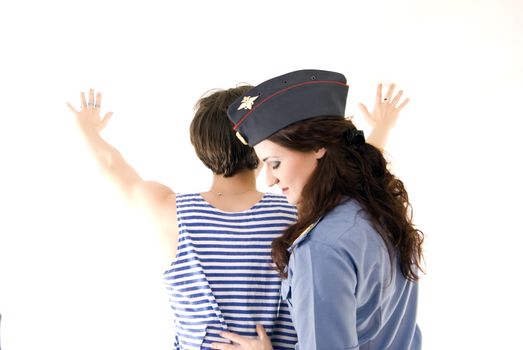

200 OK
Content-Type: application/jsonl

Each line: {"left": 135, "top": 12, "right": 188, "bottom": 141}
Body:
{"left": 163, "top": 193, "right": 298, "bottom": 350}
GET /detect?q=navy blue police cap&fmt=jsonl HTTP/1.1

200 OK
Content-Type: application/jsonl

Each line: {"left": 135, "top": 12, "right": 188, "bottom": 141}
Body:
{"left": 227, "top": 69, "right": 349, "bottom": 146}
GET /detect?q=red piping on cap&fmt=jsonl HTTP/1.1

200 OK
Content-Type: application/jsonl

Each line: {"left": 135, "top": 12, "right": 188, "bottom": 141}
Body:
{"left": 232, "top": 80, "right": 348, "bottom": 131}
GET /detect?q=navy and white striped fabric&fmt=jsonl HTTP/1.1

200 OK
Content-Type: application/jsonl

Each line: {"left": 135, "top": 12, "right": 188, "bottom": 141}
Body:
{"left": 163, "top": 193, "right": 298, "bottom": 350}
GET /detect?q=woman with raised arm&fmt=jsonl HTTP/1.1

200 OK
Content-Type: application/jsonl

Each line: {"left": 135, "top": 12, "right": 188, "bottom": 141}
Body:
{"left": 212, "top": 69, "right": 422, "bottom": 350}
{"left": 67, "top": 78, "right": 401, "bottom": 350}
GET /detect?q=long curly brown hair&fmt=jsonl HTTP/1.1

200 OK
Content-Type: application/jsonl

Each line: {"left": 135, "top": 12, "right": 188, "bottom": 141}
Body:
{"left": 269, "top": 116, "right": 424, "bottom": 281}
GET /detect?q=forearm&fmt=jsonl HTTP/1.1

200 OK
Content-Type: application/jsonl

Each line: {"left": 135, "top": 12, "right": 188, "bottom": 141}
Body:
{"left": 78, "top": 122, "right": 142, "bottom": 200}
{"left": 367, "top": 123, "right": 391, "bottom": 150}
{"left": 360, "top": 83, "right": 408, "bottom": 150}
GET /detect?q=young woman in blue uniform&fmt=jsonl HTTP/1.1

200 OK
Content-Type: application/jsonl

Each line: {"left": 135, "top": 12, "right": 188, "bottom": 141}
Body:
{"left": 213, "top": 69, "right": 423, "bottom": 350}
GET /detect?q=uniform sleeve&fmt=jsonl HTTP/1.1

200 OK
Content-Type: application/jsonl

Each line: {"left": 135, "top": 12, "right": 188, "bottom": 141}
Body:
{"left": 290, "top": 241, "right": 360, "bottom": 350}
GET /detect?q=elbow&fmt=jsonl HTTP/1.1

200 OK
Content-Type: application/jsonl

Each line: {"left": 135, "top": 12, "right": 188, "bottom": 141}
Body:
{"left": 104, "top": 149, "right": 123, "bottom": 171}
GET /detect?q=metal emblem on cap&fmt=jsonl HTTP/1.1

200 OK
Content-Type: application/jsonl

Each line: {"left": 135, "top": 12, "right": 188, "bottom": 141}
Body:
{"left": 235, "top": 131, "right": 248, "bottom": 145}
{"left": 237, "top": 95, "right": 259, "bottom": 111}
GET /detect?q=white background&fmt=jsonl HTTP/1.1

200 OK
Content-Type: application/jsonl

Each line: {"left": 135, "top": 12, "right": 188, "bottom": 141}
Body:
{"left": 0, "top": 0, "right": 522, "bottom": 349}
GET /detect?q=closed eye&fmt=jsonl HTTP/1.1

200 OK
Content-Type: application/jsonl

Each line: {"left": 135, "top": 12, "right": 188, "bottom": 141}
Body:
{"left": 271, "top": 161, "right": 280, "bottom": 170}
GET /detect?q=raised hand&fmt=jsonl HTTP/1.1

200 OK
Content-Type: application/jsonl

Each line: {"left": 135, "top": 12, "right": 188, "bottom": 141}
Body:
{"left": 67, "top": 89, "right": 113, "bottom": 133}
{"left": 359, "top": 83, "right": 409, "bottom": 129}
{"left": 359, "top": 83, "right": 409, "bottom": 149}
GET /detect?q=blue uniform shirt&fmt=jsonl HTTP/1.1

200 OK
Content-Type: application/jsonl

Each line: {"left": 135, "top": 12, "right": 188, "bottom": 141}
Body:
{"left": 282, "top": 199, "right": 421, "bottom": 350}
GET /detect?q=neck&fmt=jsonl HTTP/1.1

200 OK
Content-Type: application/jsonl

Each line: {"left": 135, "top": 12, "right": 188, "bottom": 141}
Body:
{"left": 209, "top": 169, "right": 257, "bottom": 196}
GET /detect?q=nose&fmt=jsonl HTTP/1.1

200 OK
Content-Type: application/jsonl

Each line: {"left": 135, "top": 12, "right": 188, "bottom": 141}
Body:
{"left": 265, "top": 168, "right": 279, "bottom": 187}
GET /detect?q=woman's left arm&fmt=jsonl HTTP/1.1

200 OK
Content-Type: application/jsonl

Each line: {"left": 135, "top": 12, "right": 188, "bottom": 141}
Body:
{"left": 359, "top": 83, "right": 409, "bottom": 150}
{"left": 289, "top": 241, "right": 360, "bottom": 349}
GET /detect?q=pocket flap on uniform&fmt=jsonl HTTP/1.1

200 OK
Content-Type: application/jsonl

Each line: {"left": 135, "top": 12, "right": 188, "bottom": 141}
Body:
{"left": 281, "top": 278, "right": 291, "bottom": 301}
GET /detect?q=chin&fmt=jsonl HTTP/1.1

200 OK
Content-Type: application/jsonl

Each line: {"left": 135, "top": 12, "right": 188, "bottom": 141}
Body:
{"left": 285, "top": 194, "right": 298, "bottom": 205}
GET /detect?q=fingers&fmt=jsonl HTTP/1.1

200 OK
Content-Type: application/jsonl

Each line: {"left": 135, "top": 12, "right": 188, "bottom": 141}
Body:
{"left": 256, "top": 324, "right": 268, "bottom": 340}
{"left": 95, "top": 92, "right": 102, "bottom": 110}
{"left": 66, "top": 102, "right": 79, "bottom": 113}
{"left": 390, "top": 90, "right": 403, "bottom": 106}
{"left": 210, "top": 342, "right": 238, "bottom": 350}
{"left": 211, "top": 326, "right": 270, "bottom": 350}
{"left": 78, "top": 89, "right": 105, "bottom": 110}
{"left": 81, "top": 92, "right": 87, "bottom": 109}
{"left": 375, "top": 83, "right": 383, "bottom": 106}
{"left": 71, "top": 90, "right": 112, "bottom": 130}
{"left": 219, "top": 331, "right": 247, "bottom": 345}
{"left": 88, "top": 89, "right": 95, "bottom": 108}
{"left": 383, "top": 83, "right": 395, "bottom": 102}
{"left": 397, "top": 97, "right": 410, "bottom": 111}
{"left": 382, "top": 83, "right": 409, "bottom": 110}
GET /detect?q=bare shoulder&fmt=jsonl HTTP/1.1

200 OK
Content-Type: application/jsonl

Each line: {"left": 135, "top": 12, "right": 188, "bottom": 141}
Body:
{"left": 134, "top": 181, "right": 179, "bottom": 260}
{"left": 133, "top": 181, "right": 176, "bottom": 209}
{"left": 134, "top": 181, "right": 174, "bottom": 199}
{"left": 134, "top": 181, "right": 177, "bottom": 221}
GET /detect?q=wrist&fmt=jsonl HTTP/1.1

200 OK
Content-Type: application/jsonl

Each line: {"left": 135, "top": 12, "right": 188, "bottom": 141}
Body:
{"left": 76, "top": 118, "right": 100, "bottom": 136}
{"left": 373, "top": 120, "right": 395, "bottom": 131}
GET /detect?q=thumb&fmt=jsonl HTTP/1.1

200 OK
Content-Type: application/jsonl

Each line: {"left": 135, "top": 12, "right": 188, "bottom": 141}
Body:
{"left": 99, "top": 112, "right": 114, "bottom": 130}
{"left": 397, "top": 97, "right": 410, "bottom": 111}
{"left": 256, "top": 324, "right": 268, "bottom": 339}
{"left": 66, "top": 102, "right": 78, "bottom": 114}
{"left": 358, "top": 103, "right": 370, "bottom": 118}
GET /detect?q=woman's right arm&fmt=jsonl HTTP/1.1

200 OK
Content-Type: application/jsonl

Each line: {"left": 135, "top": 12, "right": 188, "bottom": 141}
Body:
{"left": 67, "top": 89, "right": 179, "bottom": 257}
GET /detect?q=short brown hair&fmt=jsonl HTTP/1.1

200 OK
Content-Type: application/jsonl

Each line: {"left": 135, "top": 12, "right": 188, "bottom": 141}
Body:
{"left": 190, "top": 86, "right": 259, "bottom": 177}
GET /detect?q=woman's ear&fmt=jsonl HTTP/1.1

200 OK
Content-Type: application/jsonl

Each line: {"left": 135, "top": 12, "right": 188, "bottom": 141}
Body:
{"left": 314, "top": 147, "right": 326, "bottom": 160}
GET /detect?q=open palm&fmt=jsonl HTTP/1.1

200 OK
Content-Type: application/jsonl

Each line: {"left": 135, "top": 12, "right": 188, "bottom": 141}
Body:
{"left": 67, "top": 88, "right": 113, "bottom": 132}
{"left": 359, "top": 83, "right": 409, "bottom": 129}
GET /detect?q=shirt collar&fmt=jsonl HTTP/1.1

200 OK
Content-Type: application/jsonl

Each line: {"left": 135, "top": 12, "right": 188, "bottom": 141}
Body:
{"left": 287, "top": 216, "right": 323, "bottom": 252}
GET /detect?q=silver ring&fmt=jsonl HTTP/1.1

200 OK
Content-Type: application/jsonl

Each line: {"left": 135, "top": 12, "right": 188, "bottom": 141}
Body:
{"left": 95, "top": 104, "right": 100, "bottom": 108}
{"left": 88, "top": 102, "right": 94, "bottom": 107}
